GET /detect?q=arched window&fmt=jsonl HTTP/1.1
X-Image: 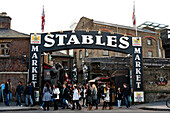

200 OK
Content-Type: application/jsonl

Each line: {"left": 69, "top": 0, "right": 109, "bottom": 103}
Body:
{"left": 147, "top": 39, "right": 152, "bottom": 45}
{"left": 85, "top": 49, "right": 88, "bottom": 57}
{"left": 79, "top": 50, "right": 82, "bottom": 59}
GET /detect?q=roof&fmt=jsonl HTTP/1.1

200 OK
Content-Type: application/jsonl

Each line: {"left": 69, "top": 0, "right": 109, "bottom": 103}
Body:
{"left": 138, "top": 21, "right": 169, "bottom": 30}
{"left": 93, "top": 20, "right": 157, "bottom": 34}
{"left": 51, "top": 51, "right": 73, "bottom": 58}
{"left": 0, "top": 28, "right": 29, "bottom": 38}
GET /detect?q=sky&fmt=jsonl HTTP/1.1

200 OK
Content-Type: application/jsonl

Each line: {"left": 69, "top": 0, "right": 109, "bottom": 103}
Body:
{"left": 0, "top": 0, "right": 170, "bottom": 34}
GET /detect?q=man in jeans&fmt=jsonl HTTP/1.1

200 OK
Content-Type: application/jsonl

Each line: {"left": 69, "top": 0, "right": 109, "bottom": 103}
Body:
{"left": 16, "top": 81, "right": 24, "bottom": 106}
{"left": 25, "top": 82, "right": 33, "bottom": 106}
{"left": 62, "top": 84, "right": 69, "bottom": 109}
{"left": 4, "top": 79, "right": 12, "bottom": 106}
{"left": 122, "top": 83, "right": 130, "bottom": 108}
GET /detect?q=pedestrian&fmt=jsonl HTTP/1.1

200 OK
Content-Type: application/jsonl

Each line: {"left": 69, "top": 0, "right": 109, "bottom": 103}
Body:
{"left": 116, "top": 87, "right": 123, "bottom": 108}
{"left": 82, "top": 86, "right": 86, "bottom": 107}
{"left": 40, "top": 83, "right": 46, "bottom": 109}
{"left": 72, "top": 85, "right": 81, "bottom": 110}
{"left": 86, "top": 85, "right": 92, "bottom": 110}
{"left": 31, "top": 83, "right": 35, "bottom": 105}
{"left": 4, "top": 79, "right": 12, "bottom": 106}
{"left": 122, "top": 83, "right": 130, "bottom": 108}
{"left": 42, "top": 82, "right": 52, "bottom": 111}
{"left": 77, "top": 85, "right": 81, "bottom": 100}
{"left": 16, "top": 81, "right": 24, "bottom": 107}
{"left": 97, "top": 85, "right": 101, "bottom": 105}
{"left": 62, "top": 84, "right": 69, "bottom": 109}
{"left": 53, "top": 84, "right": 60, "bottom": 110}
{"left": 85, "top": 84, "right": 89, "bottom": 107}
{"left": 102, "top": 86, "right": 111, "bottom": 110}
{"left": 68, "top": 86, "right": 73, "bottom": 109}
{"left": 25, "top": 82, "right": 33, "bottom": 106}
{"left": 91, "top": 84, "right": 98, "bottom": 110}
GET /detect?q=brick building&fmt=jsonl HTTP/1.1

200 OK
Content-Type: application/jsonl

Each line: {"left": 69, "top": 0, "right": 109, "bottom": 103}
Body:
{"left": 161, "top": 29, "right": 170, "bottom": 58}
{"left": 0, "top": 12, "right": 29, "bottom": 98}
{"left": 50, "top": 51, "right": 74, "bottom": 84}
{"left": 74, "top": 17, "right": 170, "bottom": 102}
{"left": 74, "top": 17, "right": 165, "bottom": 69}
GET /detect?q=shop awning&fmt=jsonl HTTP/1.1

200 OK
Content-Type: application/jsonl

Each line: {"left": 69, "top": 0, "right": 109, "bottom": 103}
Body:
{"left": 88, "top": 77, "right": 110, "bottom": 83}
{"left": 98, "top": 77, "right": 110, "bottom": 80}
{"left": 88, "top": 77, "right": 100, "bottom": 83}
{"left": 111, "top": 70, "right": 128, "bottom": 77}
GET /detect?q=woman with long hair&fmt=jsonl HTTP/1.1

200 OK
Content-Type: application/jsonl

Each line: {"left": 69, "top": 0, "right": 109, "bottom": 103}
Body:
{"left": 82, "top": 86, "right": 87, "bottom": 107}
{"left": 86, "top": 85, "right": 92, "bottom": 110}
{"left": 116, "top": 87, "right": 123, "bottom": 108}
{"left": 42, "top": 82, "right": 51, "bottom": 111}
{"left": 91, "top": 84, "right": 98, "bottom": 110}
{"left": 102, "top": 86, "right": 111, "bottom": 110}
{"left": 53, "top": 84, "right": 60, "bottom": 110}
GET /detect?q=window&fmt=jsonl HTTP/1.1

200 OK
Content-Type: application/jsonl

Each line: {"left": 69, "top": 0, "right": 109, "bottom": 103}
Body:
{"left": 148, "top": 51, "right": 153, "bottom": 58}
{"left": 103, "top": 50, "right": 109, "bottom": 56}
{"left": 79, "top": 50, "right": 82, "bottom": 59}
{"left": 0, "top": 43, "right": 10, "bottom": 56}
{"left": 147, "top": 39, "right": 152, "bottom": 45}
{"left": 62, "top": 61, "right": 68, "bottom": 69}
{"left": 74, "top": 52, "right": 77, "bottom": 63}
{"left": 168, "top": 31, "right": 170, "bottom": 39}
{"left": 85, "top": 49, "right": 88, "bottom": 57}
{"left": 168, "top": 34, "right": 170, "bottom": 39}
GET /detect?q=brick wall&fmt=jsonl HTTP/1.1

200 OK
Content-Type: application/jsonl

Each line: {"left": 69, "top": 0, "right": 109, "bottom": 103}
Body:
{"left": 74, "top": 17, "right": 165, "bottom": 70}
{"left": 0, "top": 38, "right": 30, "bottom": 72}
{"left": 143, "top": 68, "right": 170, "bottom": 102}
{"left": 0, "top": 38, "right": 30, "bottom": 101}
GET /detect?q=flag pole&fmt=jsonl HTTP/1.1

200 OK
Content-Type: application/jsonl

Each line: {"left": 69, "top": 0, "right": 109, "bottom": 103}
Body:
{"left": 132, "top": 0, "right": 137, "bottom": 37}
{"left": 136, "top": 24, "right": 137, "bottom": 37}
{"left": 135, "top": 1, "right": 137, "bottom": 37}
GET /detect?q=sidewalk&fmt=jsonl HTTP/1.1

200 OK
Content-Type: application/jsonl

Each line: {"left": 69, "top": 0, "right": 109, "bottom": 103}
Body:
{"left": 135, "top": 101, "right": 170, "bottom": 111}
{"left": 0, "top": 102, "right": 39, "bottom": 112}
{"left": 0, "top": 101, "right": 169, "bottom": 112}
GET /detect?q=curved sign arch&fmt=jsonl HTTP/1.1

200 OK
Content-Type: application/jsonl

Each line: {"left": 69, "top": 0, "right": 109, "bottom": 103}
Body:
{"left": 29, "top": 30, "right": 143, "bottom": 92}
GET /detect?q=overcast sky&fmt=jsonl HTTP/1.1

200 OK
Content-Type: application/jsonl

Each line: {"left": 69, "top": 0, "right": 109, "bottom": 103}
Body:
{"left": 0, "top": 0, "right": 170, "bottom": 34}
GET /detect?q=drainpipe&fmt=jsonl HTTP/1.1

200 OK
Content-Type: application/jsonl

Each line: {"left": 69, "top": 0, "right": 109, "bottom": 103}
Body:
{"left": 158, "top": 32, "right": 162, "bottom": 58}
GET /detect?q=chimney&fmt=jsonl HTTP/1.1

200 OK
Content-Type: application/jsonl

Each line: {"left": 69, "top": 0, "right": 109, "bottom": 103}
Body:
{"left": 1, "top": 12, "right": 7, "bottom": 16}
{"left": 0, "top": 12, "right": 11, "bottom": 29}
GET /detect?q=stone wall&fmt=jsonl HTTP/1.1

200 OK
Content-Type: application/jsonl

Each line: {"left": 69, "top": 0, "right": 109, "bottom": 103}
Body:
{"left": 143, "top": 68, "right": 170, "bottom": 102}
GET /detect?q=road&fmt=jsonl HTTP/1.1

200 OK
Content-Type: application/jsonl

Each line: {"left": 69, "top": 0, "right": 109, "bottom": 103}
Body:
{"left": 1, "top": 109, "right": 169, "bottom": 113}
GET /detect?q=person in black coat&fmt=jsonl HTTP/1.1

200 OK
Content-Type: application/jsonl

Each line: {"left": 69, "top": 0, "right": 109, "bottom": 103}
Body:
{"left": 4, "top": 79, "right": 12, "bottom": 106}
{"left": 86, "top": 85, "right": 92, "bottom": 110}
{"left": 31, "top": 83, "right": 35, "bottom": 105}
{"left": 16, "top": 81, "right": 24, "bottom": 106}
{"left": 122, "top": 83, "right": 130, "bottom": 108}
{"left": 62, "top": 84, "right": 69, "bottom": 109}
{"left": 116, "top": 87, "right": 123, "bottom": 108}
{"left": 25, "top": 82, "right": 33, "bottom": 106}
{"left": 97, "top": 85, "right": 101, "bottom": 105}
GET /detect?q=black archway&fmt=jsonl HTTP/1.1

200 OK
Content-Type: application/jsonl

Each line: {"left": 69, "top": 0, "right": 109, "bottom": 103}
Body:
{"left": 29, "top": 30, "right": 143, "bottom": 94}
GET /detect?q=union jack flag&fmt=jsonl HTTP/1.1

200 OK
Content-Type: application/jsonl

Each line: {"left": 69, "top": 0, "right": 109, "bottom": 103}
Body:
{"left": 41, "top": 6, "right": 45, "bottom": 32}
{"left": 132, "top": 1, "right": 136, "bottom": 28}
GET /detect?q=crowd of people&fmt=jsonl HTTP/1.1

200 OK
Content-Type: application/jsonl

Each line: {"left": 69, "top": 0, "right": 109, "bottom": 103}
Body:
{"left": 3, "top": 79, "right": 131, "bottom": 111}
{"left": 4, "top": 79, "right": 35, "bottom": 107}
{"left": 40, "top": 82, "right": 131, "bottom": 111}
